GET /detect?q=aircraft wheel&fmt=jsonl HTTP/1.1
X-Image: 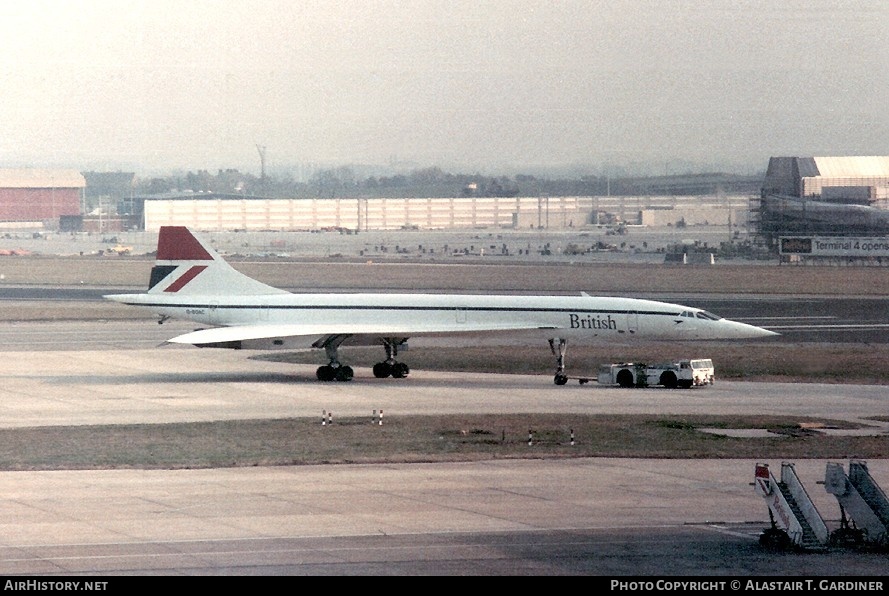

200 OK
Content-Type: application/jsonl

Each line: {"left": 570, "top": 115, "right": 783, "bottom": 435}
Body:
{"left": 373, "top": 362, "right": 392, "bottom": 378}
{"left": 554, "top": 373, "right": 568, "bottom": 385}
{"left": 316, "top": 365, "right": 336, "bottom": 382}
{"left": 335, "top": 366, "right": 354, "bottom": 382}
{"left": 392, "top": 362, "right": 410, "bottom": 378}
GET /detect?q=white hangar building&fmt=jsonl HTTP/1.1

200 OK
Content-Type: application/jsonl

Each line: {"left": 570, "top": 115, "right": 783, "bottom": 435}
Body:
{"left": 141, "top": 193, "right": 747, "bottom": 233}
{"left": 755, "top": 156, "right": 889, "bottom": 245}
{"left": 762, "top": 156, "right": 889, "bottom": 203}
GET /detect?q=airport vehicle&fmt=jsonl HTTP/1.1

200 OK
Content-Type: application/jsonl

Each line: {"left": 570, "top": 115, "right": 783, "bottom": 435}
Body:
{"left": 595, "top": 359, "right": 715, "bottom": 388}
{"left": 104, "top": 226, "right": 777, "bottom": 383}
{"left": 105, "top": 244, "right": 133, "bottom": 256}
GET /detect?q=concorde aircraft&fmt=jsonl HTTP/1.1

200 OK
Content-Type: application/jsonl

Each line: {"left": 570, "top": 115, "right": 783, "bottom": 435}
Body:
{"left": 105, "top": 226, "right": 777, "bottom": 384}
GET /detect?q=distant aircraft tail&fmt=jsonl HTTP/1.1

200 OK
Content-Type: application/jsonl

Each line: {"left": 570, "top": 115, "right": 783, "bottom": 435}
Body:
{"left": 146, "top": 226, "right": 288, "bottom": 296}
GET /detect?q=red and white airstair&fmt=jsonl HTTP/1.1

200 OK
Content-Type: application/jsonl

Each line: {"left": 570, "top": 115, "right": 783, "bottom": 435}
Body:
{"left": 824, "top": 460, "right": 889, "bottom": 547}
{"left": 755, "top": 460, "right": 889, "bottom": 550}
{"left": 754, "top": 462, "right": 829, "bottom": 550}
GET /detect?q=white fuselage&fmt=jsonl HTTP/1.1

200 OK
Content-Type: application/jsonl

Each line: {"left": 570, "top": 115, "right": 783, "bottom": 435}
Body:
{"left": 109, "top": 291, "right": 773, "bottom": 342}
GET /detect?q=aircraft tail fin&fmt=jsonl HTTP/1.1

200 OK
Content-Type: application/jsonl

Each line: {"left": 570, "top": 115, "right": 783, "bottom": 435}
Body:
{"left": 146, "top": 226, "right": 289, "bottom": 296}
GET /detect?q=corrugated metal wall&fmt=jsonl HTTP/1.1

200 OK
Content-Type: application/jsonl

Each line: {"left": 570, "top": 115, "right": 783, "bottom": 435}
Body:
{"left": 802, "top": 175, "right": 889, "bottom": 200}
{"left": 0, "top": 188, "right": 81, "bottom": 221}
{"left": 146, "top": 197, "right": 557, "bottom": 231}
{"left": 143, "top": 195, "right": 748, "bottom": 232}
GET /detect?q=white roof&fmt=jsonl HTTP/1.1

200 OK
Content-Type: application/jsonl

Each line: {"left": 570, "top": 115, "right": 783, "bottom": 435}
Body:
{"left": 0, "top": 168, "right": 85, "bottom": 188}
{"left": 812, "top": 156, "right": 889, "bottom": 178}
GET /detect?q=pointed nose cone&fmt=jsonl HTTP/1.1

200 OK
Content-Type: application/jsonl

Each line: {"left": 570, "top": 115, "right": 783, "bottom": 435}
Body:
{"left": 730, "top": 320, "right": 780, "bottom": 339}
{"left": 751, "top": 326, "right": 780, "bottom": 338}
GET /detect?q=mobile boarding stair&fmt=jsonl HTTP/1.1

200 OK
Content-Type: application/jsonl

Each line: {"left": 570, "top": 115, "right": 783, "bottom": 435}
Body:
{"left": 754, "top": 462, "right": 829, "bottom": 550}
{"left": 824, "top": 460, "right": 889, "bottom": 548}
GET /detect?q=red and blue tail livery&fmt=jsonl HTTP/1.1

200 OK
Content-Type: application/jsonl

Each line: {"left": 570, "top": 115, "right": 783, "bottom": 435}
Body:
{"left": 144, "top": 226, "right": 286, "bottom": 296}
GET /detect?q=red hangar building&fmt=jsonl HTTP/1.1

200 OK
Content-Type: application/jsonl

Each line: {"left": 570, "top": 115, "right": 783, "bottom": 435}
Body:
{"left": 0, "top": 169, "right": 84, "bottom": 226}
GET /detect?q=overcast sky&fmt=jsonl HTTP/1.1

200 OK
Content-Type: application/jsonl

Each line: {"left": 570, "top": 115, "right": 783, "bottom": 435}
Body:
{"left": 0, "top": 0, "right": 886, "bottom": 176}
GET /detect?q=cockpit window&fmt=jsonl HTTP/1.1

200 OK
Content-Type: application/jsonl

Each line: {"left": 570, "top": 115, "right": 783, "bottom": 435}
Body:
{"left": 695, "top": 310, "right": 722, "bottom": 321}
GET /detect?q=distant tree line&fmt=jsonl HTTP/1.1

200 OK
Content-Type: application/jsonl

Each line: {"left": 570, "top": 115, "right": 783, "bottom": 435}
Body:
{"left": 132, "top": 166, "right": 762, "bottom": 200}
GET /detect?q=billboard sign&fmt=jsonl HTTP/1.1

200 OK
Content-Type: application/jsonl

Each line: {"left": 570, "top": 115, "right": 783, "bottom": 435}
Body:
{"left": 779, "top": 236, "right": 889, "bottom": 257}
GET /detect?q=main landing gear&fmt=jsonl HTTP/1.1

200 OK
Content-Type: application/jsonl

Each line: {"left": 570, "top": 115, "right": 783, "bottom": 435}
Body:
{"left": 550, "top": 338, "right": 569, "bottom": 385}
{"left": 372, "top": 338, "right": 410, "bottom": 379}
{"left": 316, "top": 364, "right": 353, "bottom": 382}
{"left": 315, "top": 334, "right": 354, "bottom": 382}
{"left": 313, "top": 335, "right": 410, "bottom": 382}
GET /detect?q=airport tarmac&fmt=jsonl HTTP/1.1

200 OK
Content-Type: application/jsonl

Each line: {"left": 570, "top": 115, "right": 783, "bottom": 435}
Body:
{"left": 4, "top": 458, "right": 888, "bottom": 576}
{"left": 0, "top": 230, "right": 889, "bottom": 576}
{"left": 0, "top": 252, "right": 884, "bottom": 576}
{"left": 0, "top": 342, "right": 886, "bottom": 575}
{"left": 0, "top": 226, "right": 750, "bottom": 265}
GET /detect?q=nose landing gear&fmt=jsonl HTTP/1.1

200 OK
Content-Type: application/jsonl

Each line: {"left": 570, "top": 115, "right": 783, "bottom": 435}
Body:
{"left": 550, "top": 338, "right": 569, "bottom": 385}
